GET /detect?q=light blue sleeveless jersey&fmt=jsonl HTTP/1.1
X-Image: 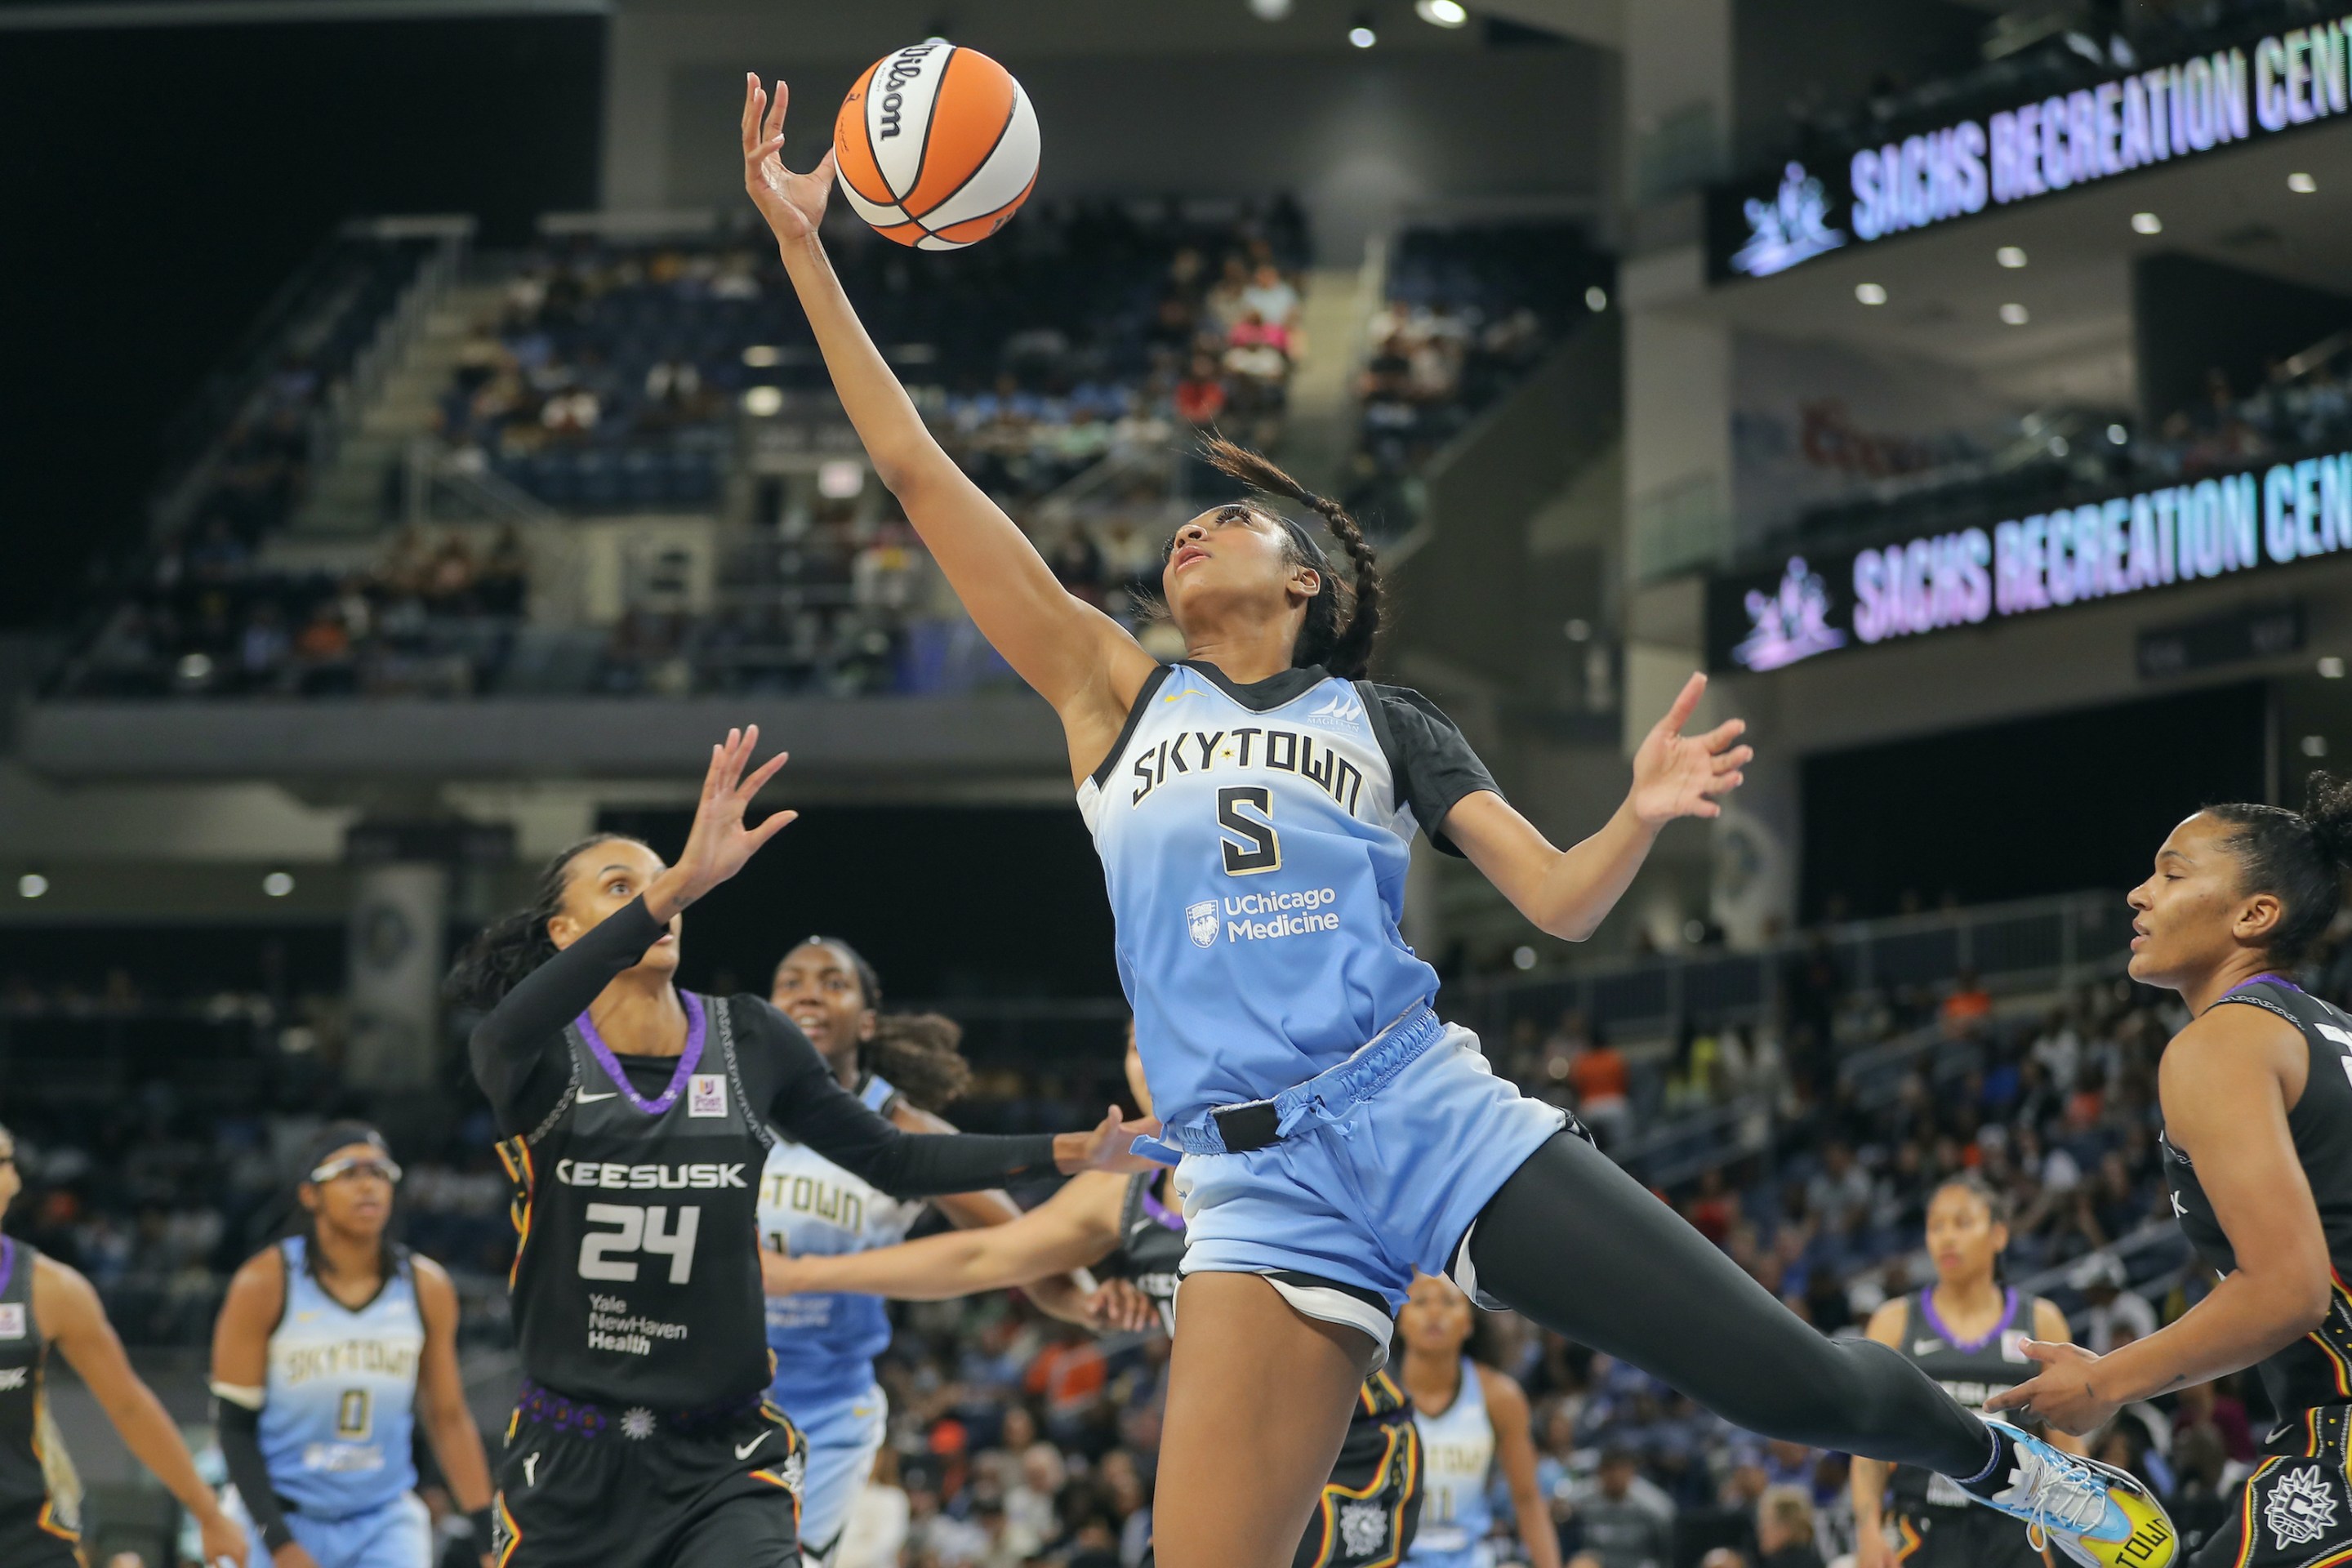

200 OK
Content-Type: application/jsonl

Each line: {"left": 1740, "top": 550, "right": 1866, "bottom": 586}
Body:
{"left": 1078, "top": 662, "right": 1472, "bottom": 1128}
{"left": 1408, "top": 1357, "right": 1496, "bottom": 1565}
{"left": 259, "top": 1237, "right": 423, "bottom": 1518}
{"left": 760, "top": 1074, "right": 926, "bottom": 1404}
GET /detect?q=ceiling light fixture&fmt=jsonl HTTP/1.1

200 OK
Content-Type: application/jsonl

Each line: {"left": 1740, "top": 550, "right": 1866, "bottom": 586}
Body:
{"left": 1414, "top": 0, "right": 1468, "bottom": 24}
{"left": 2132, "top": 212, "right": 2163, "bottom": 234}
{"left": 1855, "top": 283, "right": 1887, "bottom": 305}
{"left": 1997, "top": 245, "right": 2027, "bottom": 268}
{"left": 2000, "top": 302, "right": 2029, "bottom": 325}
{"left": 2290, "top": 172, "right": 2319, "bottom": 194}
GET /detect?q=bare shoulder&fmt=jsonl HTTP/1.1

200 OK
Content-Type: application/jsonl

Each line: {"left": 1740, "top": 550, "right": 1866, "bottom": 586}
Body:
{"left": 1475, "top": 1361, "right": 1531, "bottom": 1421}
{"left": 2029, "top": 1295, "right": 2074, "bottom": 1344}
{"left": 30, "top": 1252, "right": 100, "bottom": 1328}
{"left": 409, "top": 1251, "right": 455, "bottom": 1298}
{"left": 408, "top": 1253, "right": 460, "bottom": 1326}
{"left": 225, "top": 1242, "right": 287, "bottom": 1292}
{"left": 2161, "top": 1000, "right": 2306, "bottom": 1140}
{"left": 2162, "top": 998, "right": 2302, "bottom": 1080}
{"left": 1863, "top": 1295, "right": 1909, "bottom": 1345}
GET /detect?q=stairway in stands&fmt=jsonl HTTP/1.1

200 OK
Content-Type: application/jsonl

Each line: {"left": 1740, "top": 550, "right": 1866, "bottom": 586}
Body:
{"left": 286, "top": 278, "right": 508, "bottom": 538}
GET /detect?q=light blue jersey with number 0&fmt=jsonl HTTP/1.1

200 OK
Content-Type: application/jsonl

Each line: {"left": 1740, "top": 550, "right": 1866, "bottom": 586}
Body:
{"left": 1078, "top": 662, "right": 1486, "bottom": 1129}
{"left": 258, "top": 1237, "right": 423, "bottom": 1519}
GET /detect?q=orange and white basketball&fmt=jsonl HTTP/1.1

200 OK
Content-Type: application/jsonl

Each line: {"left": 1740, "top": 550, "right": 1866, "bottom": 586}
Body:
{"left": 834, "top": 42, "right": 1040, "bottom": 251}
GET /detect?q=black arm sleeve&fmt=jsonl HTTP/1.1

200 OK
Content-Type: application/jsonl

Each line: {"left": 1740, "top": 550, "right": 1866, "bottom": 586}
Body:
{"left": 216, "top": 1401, "right": 293, "bottom": 1552}
{"left": 1361, "top": 684, "right": 1502, "bottom": 857}
{"left": 468, "top": 897, "right": 668, "bottom": 1135}
{"left": 736, "top": 1000, "right": 1061, "bottom": 1197}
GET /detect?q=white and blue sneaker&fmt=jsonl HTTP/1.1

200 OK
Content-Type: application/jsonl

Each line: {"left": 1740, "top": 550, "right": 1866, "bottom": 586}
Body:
{"left": 1964, "top": 1419, "right": 2176, "bottom": 1567}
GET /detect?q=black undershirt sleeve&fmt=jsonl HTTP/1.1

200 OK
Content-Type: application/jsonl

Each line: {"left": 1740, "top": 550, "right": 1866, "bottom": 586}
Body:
{"left": 469, "top": 898, "right": 669, "bottom": 1136}
{"left": 733, "top": 1000, "right": 1061, "bottom": 1196}
{"left": 216, "top": 1401, "right": 293, "bottom": 1552}
{"left": 1360, "top": 684, "right": 1503, "bottom": 857}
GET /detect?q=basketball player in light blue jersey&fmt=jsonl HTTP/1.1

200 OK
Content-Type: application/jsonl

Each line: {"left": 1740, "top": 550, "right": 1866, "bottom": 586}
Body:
{"left": 1396, "top": 1275, "right": 1552, "bottom": 1568}
{"left": 757, "top": 938, "right": 1094, "bottom": 1565}
{"left": 211, "top": 1124, "right": 496, "bottom": 1568}
{"left": 745, "top": 74, "right": 2176, "bottom": 1568}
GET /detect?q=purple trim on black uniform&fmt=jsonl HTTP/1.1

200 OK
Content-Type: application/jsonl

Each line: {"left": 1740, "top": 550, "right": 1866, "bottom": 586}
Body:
{"left": 0, "top": 1237, "right": 14, "bottom": 1299}
{"left": 1140, "top": 1179, "right": 1184, "bottom": 1232}
{"left": 2230, "top": 973, "right": 2304, "bottom": 995}
{"left": 572, "top": 991, "right": 706, "bottom": 1115}
{"left": 1920, "top": 1285, "right": 2017, "bottom": 1353}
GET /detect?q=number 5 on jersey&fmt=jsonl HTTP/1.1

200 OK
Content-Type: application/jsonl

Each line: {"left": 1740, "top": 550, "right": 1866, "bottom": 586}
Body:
{"left": 578, "top": 1202, "right": 700, "bottom": 1283}
{"left": 1218, "top": 786, "right": 1280, "bottom": 875}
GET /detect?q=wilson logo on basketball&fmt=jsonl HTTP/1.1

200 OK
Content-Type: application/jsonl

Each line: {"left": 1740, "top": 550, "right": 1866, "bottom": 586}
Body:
{"left": 875, "top": 44, "right": 942, "bottom": 139}
{"left": 835, "top": 42, "right": 1041, "bottom": 251}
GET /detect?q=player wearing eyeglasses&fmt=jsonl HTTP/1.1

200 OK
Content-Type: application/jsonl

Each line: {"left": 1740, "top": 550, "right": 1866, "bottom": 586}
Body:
{"left": 209, "top": 1122, "right": 496, "bottom": 1568}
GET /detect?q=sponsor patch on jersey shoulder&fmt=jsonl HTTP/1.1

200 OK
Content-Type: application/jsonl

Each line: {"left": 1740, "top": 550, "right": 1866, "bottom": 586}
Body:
{"left": 688, "top": 1074, "right": 728, "bottom": 1118}
{"left": 0, "top": 1304, "right": 24, "bottom": 1339}
{"left": 2001, "top": 1329, "right": 2031, "bottom": 1361}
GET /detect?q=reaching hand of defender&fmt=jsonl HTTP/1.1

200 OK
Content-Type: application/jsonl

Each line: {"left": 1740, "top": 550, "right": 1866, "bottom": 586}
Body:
{"left": 742, "top": 74, "right": 837, "bottom": 243}
{"left": 1084, "top": 1278, "right": 1160, "bottom": 1335}
{"left": 649, "top": 727, "right": 797, "bottom": 920}
{"left": 1053, "top": 1106, "right": 1164, "bottom": 1176}
{"left": 1629, "top": 673, "right": 1751, "bottom": 826}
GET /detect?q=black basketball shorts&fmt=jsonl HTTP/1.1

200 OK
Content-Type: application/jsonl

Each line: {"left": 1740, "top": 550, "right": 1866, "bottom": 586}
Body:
{"left": 2193, "top": 1407, "right": 2352, "bottom": 1568}
{"left": 492, "top": 1392, "right": 806, "bottom": 1568}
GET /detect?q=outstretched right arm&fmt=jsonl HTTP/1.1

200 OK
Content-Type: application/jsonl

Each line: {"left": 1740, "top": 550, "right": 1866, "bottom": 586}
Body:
{"left": 763, "top": 1169, "right": 1126, "bottom": 1299}
{"left": 740, "top": 75, "right": 1157, "bottom": 774}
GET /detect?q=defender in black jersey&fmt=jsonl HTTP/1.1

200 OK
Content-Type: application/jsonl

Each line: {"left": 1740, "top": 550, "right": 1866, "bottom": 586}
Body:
{"left": 0, "top": 1124, "right": 246, "bottom": 1568}
{"left": 1855, "top": 1176, "right": 2078, "bottom": 1568}
{"left": 1989, "top": 776, "right": 2352, "bottom": 1567}
{"left": 452, "top": 730, "right": 1147, "bottom": 1568}
{"left": 760, "top": 1035, "right": 1424, "bottom": 1568}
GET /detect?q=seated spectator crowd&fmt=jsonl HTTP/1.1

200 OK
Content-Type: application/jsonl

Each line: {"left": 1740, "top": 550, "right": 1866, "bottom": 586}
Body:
{"left": 1347, "top": 219, "right": 1611, "bottom": 536}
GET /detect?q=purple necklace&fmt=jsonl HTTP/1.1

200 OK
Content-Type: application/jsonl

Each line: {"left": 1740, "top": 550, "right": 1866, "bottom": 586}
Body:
{"left": 574, "top": 992, "right": 707, "bottom": 1114}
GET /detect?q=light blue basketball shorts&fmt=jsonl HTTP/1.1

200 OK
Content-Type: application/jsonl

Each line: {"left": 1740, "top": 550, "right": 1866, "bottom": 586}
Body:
{"left": 1169, "top": 1012, "right": 1566, "bottom": 1362}
{"left": 784, "top": 1379, "right": 889, "bottom": 1563}
{"left": 229, "top": 1489, "right": 431, "bottom": 1568}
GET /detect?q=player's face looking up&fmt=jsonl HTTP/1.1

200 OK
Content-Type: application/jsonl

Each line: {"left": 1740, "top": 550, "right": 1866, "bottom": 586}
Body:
{"left": 2126, "top": 812, "right": 2286, "bottom": 991}
{"left": 770, "top": 940, "right": 876, "bottom": 1063}
{"left": 546, "top": 836, "right": 681, "bottom": 978}
{"left": 300, "top": 1141, "right": 398, "bottom": 1240}
{"left": 1923, "top": 1183, "right": 2005, "bottom": 1285}
{"left": 1397, "top": 1272, "right": 1474, "bottom": 1355}
{"left": 1159, "top": 504, "right": 1322, "bottom": 651}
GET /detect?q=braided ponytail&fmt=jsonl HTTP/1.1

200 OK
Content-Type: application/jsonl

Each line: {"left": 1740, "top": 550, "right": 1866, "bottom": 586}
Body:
{"left": 1198, "top": 434, "right": 1383, "bottom": 679}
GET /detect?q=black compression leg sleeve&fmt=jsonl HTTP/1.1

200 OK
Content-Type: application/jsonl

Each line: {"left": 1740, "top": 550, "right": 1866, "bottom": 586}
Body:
{"left": 1465, "top": 1130, "right": 1994, "bottom": 1477}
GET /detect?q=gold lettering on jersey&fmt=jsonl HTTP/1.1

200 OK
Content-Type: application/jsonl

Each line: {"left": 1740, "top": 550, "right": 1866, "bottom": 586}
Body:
{"left": 1130, "top": 727, "right": 1364, "bottom": 816}
{"left": 278, "top": 1340, "right": 421, "bottom": 1387}
{"left": 760, "top": 1172, "right": 866, "bottom": 1235}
